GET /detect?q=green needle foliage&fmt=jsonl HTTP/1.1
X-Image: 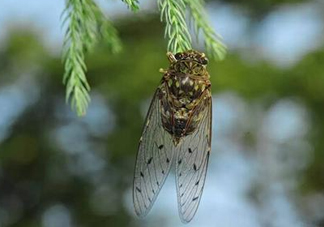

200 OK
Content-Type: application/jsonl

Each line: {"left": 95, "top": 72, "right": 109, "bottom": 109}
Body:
{"left": 62, "top": 0, "right": 121, "bottom": 116}
{"left": 95, "top": 7, "right": 122, "bottom": 54}
{"left": 62, "top": 0, "right": 225, "bottom": 115}
{"left": 121, "top": 0, "right": 140, "bottom": 12}
{"left": 186, "top": 0, "right": 226, "bottom": 60}
{"left": 158, "top": 0, "right": 192, "bottom": 53}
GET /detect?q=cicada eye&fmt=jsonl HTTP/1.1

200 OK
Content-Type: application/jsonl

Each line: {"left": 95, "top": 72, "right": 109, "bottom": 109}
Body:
{"left": 175, "top": 53, "right": 182, "bottom": 60}
{"left": 201, "top": 58, "right": 208, "bottom": 65}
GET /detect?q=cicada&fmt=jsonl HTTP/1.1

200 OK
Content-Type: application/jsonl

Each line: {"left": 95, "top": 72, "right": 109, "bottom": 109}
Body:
{"left": 133, "top": 50, "right": 212, "bottom": 223}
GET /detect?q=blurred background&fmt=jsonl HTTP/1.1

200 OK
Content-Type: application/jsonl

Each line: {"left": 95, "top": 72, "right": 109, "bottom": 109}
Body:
{"left": 0, "top": 0, "right": 324, "bottom": 226}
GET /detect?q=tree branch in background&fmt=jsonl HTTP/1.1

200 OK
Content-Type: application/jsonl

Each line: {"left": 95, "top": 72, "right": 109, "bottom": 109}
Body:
{"left": 185, "top": 0, "right": 226, "bottom": 60}
{"left": 62, "top": 0, "right": 121, "bottom": 116}
{"left": 158, "top": 0, "right": 192, "bottom": 53}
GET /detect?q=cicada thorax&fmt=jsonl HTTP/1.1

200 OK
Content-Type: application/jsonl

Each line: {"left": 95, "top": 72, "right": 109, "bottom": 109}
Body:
{"left": 160, "top": 60, "right": 211, "bottom": 144}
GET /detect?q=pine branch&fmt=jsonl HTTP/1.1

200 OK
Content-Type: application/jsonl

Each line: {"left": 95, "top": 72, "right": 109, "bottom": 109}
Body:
{"left": 158, "top": 0, "right": 192, "bottom": 53}
{"left": 62, "top": 0, "right": 93, "bottom": 116}
{"left": 93, "top": 5, "right": 122, "bottom": 54}
{"left": 62, "top": 0, "right": 121, "bottom": 116}
{"left": 185, "top": 0, "right": 226, "bottom": 60}
{"left": 121, "top": 0, "right": 140, "bottom": 12}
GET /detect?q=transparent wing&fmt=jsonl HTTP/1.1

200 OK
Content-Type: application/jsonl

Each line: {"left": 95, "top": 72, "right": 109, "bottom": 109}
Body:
{"left": 176, "top": 94, "right": 212, "bottom": 223}
{"left": 133, "top": 84, "right": 176, "bottom": 217}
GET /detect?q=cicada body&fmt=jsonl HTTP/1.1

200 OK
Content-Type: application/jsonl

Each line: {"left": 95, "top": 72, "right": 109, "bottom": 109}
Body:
{"left": 133, "top": 50, "right": 212, "bottom": 223}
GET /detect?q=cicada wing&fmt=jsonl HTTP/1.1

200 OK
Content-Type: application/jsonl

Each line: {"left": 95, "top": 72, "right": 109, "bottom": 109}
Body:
{"left": 176, "top": 94, "right": 212, "bottom": 223}
{"left": 133, "top": 84, "right": 176, "bottom": 217}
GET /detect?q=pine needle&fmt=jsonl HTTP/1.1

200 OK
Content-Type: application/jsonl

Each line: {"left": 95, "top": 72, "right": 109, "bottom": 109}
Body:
{"left": 158, "top": 0, "right": 192, "bottom": 53}
{"left": 62, "top": 0, "right": 121, "bottom": 116}
{"left": 185, "top": 0, "right": 226, "bottom": 60}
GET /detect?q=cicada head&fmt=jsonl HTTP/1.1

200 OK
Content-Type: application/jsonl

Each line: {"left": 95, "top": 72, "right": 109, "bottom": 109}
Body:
{"left": 167, "top": 50, "right": 209, "bottom": 76}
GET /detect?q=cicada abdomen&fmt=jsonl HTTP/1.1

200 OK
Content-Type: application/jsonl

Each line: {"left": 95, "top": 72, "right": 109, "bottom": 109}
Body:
{"left": 133, "top": 50, "right": 212, "bottom": 223}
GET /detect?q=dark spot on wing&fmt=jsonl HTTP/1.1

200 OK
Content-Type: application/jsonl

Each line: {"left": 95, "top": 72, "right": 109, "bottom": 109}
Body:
{"left": 158, "top": 144, "right": 164, "bottom": 149}
{"left": 140, "top": 172, "right": 144, "bottom": 177}
{"left": 136, "top": 187, "right": 141, "bottom": 193}
{"left": 152, "top": 189, "right": 155, "bottom": 194}
{"left": 188, "top": 148, "right": 193, "bottom": 153}
{"left": 178, "top": 159, "right": 182, "bottom": 165}
{"left": 162, "top": 170, "right": 165, "bottom": 174}
{"left": 166, "top": 158, "right": 170, "bottom": 163}
{"left": 179, "top": 172, "right": 182, "bottom": 177}
{"left": 195, "top": 180, "right": 199, "bottom": 185}
{"left": 181, "top": 193, "right": 184, "bottom": 197}
{"left": 192, "top": 196, "right": 199, "bottom": 201}
{"left": 180, "top": 184, "right": 183, "bottom": 188}
{"left": 193, "top": 164, "right": 197, "bottom": 171}
{"left": 147, "top": 157, "right": 153, "bottom": 165}
{"left": 157, "top": 181, "right": 160, "bottom": 186}
{"left": 148, "top": 197, "right": 152, "bottom": 202}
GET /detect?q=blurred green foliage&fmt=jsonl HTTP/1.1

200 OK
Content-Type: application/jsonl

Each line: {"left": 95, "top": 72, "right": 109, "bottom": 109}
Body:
{"left": 0, "top": 11, "right": 324, "bottom": 226}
